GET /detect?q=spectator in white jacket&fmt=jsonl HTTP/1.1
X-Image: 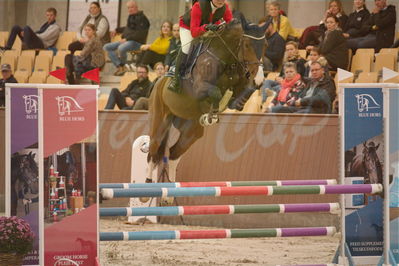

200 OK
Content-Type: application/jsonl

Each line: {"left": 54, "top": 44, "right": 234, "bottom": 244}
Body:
{"left": 0, "top": 7, "right": 61, "bottom": 51}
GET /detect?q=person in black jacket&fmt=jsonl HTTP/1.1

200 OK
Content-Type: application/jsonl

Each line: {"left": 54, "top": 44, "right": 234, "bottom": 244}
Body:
{"left": 347, "top": 0, "right": 396, "bottom": 52}
{"left": 263, "top": 21, "right": 285, "bottom": 72}
{"left": 319, "top": 15, "right": 348, "bottom": 70}
{"left": 0, "top": 64, "right": 18, "bottom": 107}
{"left": 343, "top": 0, "right": 370, "bottom": 40}
{"left": 164, "top": 24, "right": 181, "bottom": 71}
{"left": 104, "top": 65, "right": 152, "bottom": 110}
{"left": 272, "top": 61, "right": 336, "bottom": 114}
{"left": 103, "top": 1, "right": 150, "bottom": 76}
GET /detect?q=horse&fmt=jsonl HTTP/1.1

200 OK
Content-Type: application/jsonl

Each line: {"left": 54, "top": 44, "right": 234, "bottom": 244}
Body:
{"left": 11, "top": 151, "right": 39, "bottom": 216}
{"left": 349, "top": 141, "right": 383, "bottom": 185}
{"left": 147, "top": 20, "right": 264, "bottom": 182}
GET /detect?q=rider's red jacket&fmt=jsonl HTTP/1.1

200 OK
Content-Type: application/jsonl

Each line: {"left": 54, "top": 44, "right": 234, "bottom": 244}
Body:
{"left": 179, "top": 1, "right": 233, "bottom": 38}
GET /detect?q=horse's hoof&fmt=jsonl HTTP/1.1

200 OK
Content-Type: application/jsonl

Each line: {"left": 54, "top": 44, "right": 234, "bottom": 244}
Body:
{"left": 145, "top": 178, "right": 153, "bottom": 183}
{"left": 160, "top": 197, "right": 174, "bottom": 206}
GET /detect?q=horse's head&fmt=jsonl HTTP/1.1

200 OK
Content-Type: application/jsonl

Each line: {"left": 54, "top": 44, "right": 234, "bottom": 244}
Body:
{"left": 362, "top": 141, "right": 382, "bottom": 184}
{"left": 13, "top": 152, "right": 39, "bottom": 195}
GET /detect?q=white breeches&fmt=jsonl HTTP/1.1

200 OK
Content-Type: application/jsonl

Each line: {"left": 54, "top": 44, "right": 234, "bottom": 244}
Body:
{"left": 180, "top": 27, "right": 193, "bottom": 54}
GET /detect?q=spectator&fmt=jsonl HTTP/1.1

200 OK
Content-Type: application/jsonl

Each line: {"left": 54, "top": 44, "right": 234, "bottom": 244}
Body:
{"left": 272, "top": 61, "right": 336, "bottom": 114}
{"left": 320, "top": 0, "right": 348, "bottom": 31}
{"left": 263, "top": 62, "right": 305, "bottom": 112}
{"left": 343, "top": 0, "right": 370, "bottom": 40}
{"left": 104, "top": 64, "right": 152, "bottom": 110}
{"left": 68, "top": 2, "right": 110, "bottom": 54}
{"left": 104, "top": 1, "right": 150, "bottom": 76}
{"left": 261, "top": 41, "right": 306, "bottom": 93}
{"left": 301, "top": 0, "right": 347, "bottom": 49}
{"left": 318, "top": 15, "right": 348, "bottom": 70}
{"left": 170, "top": 0, "right": 233, "bottom": 91}
{"left": 347, "top": 0, "right": 396, "bottom": 52}
{"left": 0, "top": 8, "right": 61, "bottom": 51}
{"left": 262, "top": 20, "right": 285, "bottom": 72}
{"left": 65, "top": 24, "right": 105, "bottom": 84}
{"left": 133, "top": 62, "right": 166, "bottom": 110}
{"left": 264, "top": 1, "right": 299, "bottom": 41}
{"left": 164, "top": 23, "right": 181, "bottom": 71}
{"left": 0, "top": 64, "right": 18, "bottom": 107}
{"left": 139, "top": 21, "right": 172, "bottom": 69}
{"left": 304, "top": 47, "right": 328, "bottom": 77}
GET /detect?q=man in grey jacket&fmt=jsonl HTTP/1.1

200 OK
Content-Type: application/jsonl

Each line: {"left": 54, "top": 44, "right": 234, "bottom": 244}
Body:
{"left": 0, "top": 7, "right": 61, "bottom": 51}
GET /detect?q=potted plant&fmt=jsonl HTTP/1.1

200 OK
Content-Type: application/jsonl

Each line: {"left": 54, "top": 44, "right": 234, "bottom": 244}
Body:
{"left": 0, "top": 216, "right": 34, "bottom": 266}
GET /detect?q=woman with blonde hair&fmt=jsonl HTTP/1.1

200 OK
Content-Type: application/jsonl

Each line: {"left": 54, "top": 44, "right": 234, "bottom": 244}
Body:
{"left": 264, "top": 1, "right": 299, "bottom": 41}
{"left": 139, "top": 21, "right": 173, "bottom": 69}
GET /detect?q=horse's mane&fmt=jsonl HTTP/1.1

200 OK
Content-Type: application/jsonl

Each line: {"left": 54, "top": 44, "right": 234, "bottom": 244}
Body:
{"left": 194, "top": 19, "right": 244, "bottom": 45}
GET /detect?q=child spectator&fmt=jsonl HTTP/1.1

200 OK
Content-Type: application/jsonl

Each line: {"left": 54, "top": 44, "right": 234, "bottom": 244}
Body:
{"left": 139, "top": 21, "right": 172, "bottom": 69}
{"left": 304, "top": 47, "right": 328, "bottom": 77}
{"left": 65, "top": 24, "right": 105, "bottom": 84}
{"left": 68, "top": 2, "right": 110, "bottom": 54}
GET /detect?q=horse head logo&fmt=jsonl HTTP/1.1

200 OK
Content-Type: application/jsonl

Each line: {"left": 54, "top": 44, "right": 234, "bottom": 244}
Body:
{"left": 355, "top": 94, "right": 380, "bottom": 113}
{"left": 22, "top": 95, "right": 38, "bottom": 114}
{"left": 55, "top": 96, "right": 84, "bottom": 116}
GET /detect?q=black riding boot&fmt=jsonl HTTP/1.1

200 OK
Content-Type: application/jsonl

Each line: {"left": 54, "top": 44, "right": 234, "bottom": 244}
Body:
{"left": 229, "top": 87, "right": 256, "bottom": 111}
{"left": 168, "top": 52, "right": 188, "bottom": 93}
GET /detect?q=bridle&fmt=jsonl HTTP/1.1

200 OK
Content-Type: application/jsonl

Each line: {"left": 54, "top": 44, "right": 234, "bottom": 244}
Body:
{"left": 205, "top": 25, "right": 263, "bottom": 79}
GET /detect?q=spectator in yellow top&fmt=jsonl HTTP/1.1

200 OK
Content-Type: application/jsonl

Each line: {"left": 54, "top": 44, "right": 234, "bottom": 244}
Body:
{"left": 139, "top": 21, "right": 172, "bottom": 69}
{"left": 265, "top": 1, "right": 299, "bottom": 41}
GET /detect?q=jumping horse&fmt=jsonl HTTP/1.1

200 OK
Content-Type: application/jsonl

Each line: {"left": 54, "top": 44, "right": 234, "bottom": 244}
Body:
{"left": 147, "top": 20, "right": 265, "bottom": 182}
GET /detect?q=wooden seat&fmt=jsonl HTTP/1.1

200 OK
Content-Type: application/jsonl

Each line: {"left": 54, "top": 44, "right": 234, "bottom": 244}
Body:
{"left": 51, "top": 55, "right": 65, "bottom": 71}
{"left": 20, "top": 50, "right": 36, "bottom": 65}
{"left": 0, "top": 53, "right": 17, "bottom": 72}
{"left": 0, "top": 31, "right": 9, "bottom": 47}
{"left": 148, "top": 72, "right": 158, "bottom": 82}
{"left": 378, "top": 48, "right": 398, "bottom": 71}
{"left": 298, "top": 49, "right": 307, "bottom": 60}
{"left": 46, "top": 75, "right": 63, "bottom": 84}
{"left": 241, "top": 90, "right": 262, "bottom": 113}
{"left": 266, "top": 72, "right": 280, "bottom": 80}
{"left": 56, "top": 50, "right": 70, "bottom": 57}
{"left": 38, "top": 50, "right": 54, "bottom": 60}
{"left": 14, "top": 55, "right": 34, "bottom": 82}
{"left": 33, "top": 55, "right": 51, "bottom": 74}
{"left": 350, "top": 53, "right": 373, "bottom": 73}
{"left": 374, "top": 53, "right": 395, "bottom": 72}
{"left": 11, "top": 36, "right": 22, "bottom": 55}
{"left": 55, "top": 31, "right": 76, "bottom": 51}
{"left": 355, "top": 72, "right": 379, "bottom": 83}
{"left": 28, "top": 72, "right": 47, "bottom": 83}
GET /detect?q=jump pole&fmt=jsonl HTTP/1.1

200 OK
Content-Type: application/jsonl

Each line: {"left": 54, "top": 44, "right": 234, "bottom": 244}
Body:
{"left": 100, "top": 179, "right": 337, "bottom": 189}
{"left": 101, "top": 184, "right": 383, "bottom": 199}
{"left": 100, "top": 226, "right": 337, "bottom": 241}
{"left": 100, "top": 203, "right": 341, "bottom": 217}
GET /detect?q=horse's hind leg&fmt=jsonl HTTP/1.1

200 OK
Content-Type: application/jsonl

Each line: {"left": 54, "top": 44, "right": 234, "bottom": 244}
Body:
{"left": 169, "top": 118, "right": 204, "bottom": 161}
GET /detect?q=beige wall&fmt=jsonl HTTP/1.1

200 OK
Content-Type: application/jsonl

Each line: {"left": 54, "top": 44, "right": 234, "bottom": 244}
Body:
{"left": 1, "top": 0, "right": 398, "bottom": 40}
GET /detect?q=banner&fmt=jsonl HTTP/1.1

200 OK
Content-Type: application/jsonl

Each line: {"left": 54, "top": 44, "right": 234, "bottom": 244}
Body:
{"left": 39, "top": 87, "right": 98, "bottom": 266}
{"left": 343, "top": 86, "right": 384, "bottom": 263}
{"left": 388, "top": 88, "right": 399, "bottom": 263}
{"left": 6, "top": 86, "right": 40, "bottom": 265}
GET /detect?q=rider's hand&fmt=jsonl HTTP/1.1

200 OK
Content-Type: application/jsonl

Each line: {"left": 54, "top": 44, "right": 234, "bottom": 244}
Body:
{"left": 205, "top": 24, "right": 219, "bottom": 32}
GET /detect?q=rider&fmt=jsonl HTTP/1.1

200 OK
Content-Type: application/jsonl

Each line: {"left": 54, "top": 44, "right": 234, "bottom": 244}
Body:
{"left": 169, "top": 0, "right": 233, "bottom": 97}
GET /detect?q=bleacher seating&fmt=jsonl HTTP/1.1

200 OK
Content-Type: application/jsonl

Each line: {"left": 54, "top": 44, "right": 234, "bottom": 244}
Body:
{"left": 46, "top": 75, "right": 63, "bottom": 84}
{"left": 51, "top": 55, "right": 65, "bottom": 71}
{"left": 55, "top": 31, "right": 76, "bottom": 51}
{"left": 298, "top": 49, "right": 307, "bottom": 60}
{"left": 355, "top": 72, "right": 379, "bottom": 83}
{"left": 350, "top": 52, "right": 373, "bottom": 74}
{"left": 119, "top": 72, "right": 137, "bottom": 91}
{"left": 14, "top": 55, "right": 34, "bottom": 83}
{"left": 0, "top": 31, "right": 9, "bottom": 47}
{"left": 374, "top": 53, "right": 395, "bottom": 73}
{"left": 378, "top": 48, "right": 398, "bottom": 71}
{"left": 0, "top": 52, "right": 18, "bottom": 71}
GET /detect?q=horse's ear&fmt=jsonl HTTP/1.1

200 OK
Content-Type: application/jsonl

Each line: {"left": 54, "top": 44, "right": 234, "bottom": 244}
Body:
{"left": 375, "top": 143, "right": 380, "bottom": 150}
{"left": 363, "top": 141, "right": 367, "bottom": 147}
{"left": 31, "top": 153, "right": 36, "bottom": 159}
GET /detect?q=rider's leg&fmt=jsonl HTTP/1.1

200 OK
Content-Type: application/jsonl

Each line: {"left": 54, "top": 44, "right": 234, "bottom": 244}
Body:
{"left": 168, "top": 28, "right": 192, "bottom": 92}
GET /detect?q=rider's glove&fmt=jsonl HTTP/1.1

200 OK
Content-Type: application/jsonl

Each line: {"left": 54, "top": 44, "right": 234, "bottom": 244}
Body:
{"left": 205, "top": 24, "right": 219, "bottom": 32}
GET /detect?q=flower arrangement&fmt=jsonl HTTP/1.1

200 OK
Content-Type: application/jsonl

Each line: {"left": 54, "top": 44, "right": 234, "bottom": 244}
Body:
{"left": 0, "top": 216, "right": 34, "bottom": 255}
